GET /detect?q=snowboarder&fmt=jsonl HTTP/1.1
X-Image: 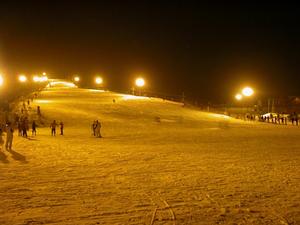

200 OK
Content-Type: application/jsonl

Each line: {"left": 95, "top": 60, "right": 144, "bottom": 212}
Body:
{"left": 5, "top": 122, "right": 14, "bottom": 150}
{"left": 59, "top": 122, "right": 64, "bottom": 135}
{"left": 50, "top": 120, "right": 58, "bottom": 136}
{"left": 32, "top": 121, "right": 37, "bottom": 136}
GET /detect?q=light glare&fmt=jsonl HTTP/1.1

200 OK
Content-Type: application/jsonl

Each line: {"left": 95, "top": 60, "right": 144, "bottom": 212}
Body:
{"left": 242, "top": 87, "right": 254, "bottom": 96}
{"left": 19, "top": 75, "right": 27, "bottom": 82}
{"left": 95, "top": 77, "right": 103, "bottom": 84}
{"left": 235, "top": 93, "right": 243, "bottom": 100}
{"left": 33, "top": 76, "right": 40, "bottom": 82}
{"left": 135, "top": 78, "right": 145, "bottom": 87}
{"left": 0, "top": 75, "right": 3, "bottom": 86}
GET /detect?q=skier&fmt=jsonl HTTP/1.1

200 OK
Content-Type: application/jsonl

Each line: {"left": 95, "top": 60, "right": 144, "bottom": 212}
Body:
{"left": 32, "top": 121, "right": 37, "bottom": 136}
{"left": 50, "top": 120, "right": 58, "bottom": 136}
{"left": 5, "top": 122, "right": 14, "bottom": 150}
{"left": 59, "top": 121, "right": 64, "bottom": 135}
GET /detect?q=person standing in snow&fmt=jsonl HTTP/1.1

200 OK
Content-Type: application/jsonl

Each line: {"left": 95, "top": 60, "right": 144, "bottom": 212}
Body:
{"left": 32, "top": 121, "right": 37, "bottom": 136}
{"left": 37, "top": 106, "right": 41, "bottom": 116}
{"left": 22, "top": 118, "right": 28, "bottom": 138}
{"left": 17, "top": 119, "right": 22, "bottom": 136}
{"left": 59, "top": 121, "right": 64, "bottom": 135}
{"left": 95, "top": 120, "right": 102, "bottom": 138}
{"left": 5, "top": 122, "right": 14, "bottom": 150}
{"left": 50, "top": 120, "right": 58, "bottom": 136}
{"left": 92, "top": 120, "right": 97, "bottom": 136}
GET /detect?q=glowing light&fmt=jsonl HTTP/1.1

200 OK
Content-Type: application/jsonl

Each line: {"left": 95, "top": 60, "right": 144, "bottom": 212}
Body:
{"left": 74, "top": 76, "right": 80, "bottom": 82}
{"left": 95, "top": 77, "right": 103, "bottom": 84}
{"left": 122, "top": 94, "right": 148, "bottom": 100}
{"left": 33, "top": 75, "right": 40, "bottom": 82}
{"left": 47, "top": 81, "right": 76, "bottom": 88}
{"left": 41, "top": 76, "right": 48, "bottom": 82}
{"left": 0, "top": 75, "right": 3, "bottom": 86}
{"left": 19, "top": 75, "right": 27, "bottom": 82}
{"left": 135, "top": 78, "right": 145, "bottom": 87}
{"left": 242, "top": 87, "right": 254, "bottom": 97}
{"left": 235, "top": 93, "right": 243, "bottom": 100}
{"left": 35, "top": 100, "right": 52, "bottom": 104}
{"left": 212, "top": 114, "right": 230, "bottom": 119}
{"left": 42, "top": 72, "right": 47, "bottom": 76}
{"left": 88, "top": 89, "right": 105, "bottom": 92}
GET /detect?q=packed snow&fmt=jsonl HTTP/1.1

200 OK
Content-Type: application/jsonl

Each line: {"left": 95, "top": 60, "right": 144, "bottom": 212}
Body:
{"left": 0, "top": 87, "right": 299, "bottom": 225}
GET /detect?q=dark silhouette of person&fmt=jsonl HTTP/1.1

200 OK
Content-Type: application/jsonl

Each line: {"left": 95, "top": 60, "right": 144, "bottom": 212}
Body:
{"left": 32, "top": 121, "right": 37, "bottom": 136}
{"left": 37, "top": 106, "right": 41, "bottom": 116}
{"left": 59, "top": 122, "right": 64, "bottom": 135}
{"left": 50, "top": 120, "right": 58, "bottom": 136}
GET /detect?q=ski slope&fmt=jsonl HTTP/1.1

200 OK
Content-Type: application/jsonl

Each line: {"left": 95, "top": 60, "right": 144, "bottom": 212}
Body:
{"left": 0, "top": 87, "right": 299, "bottom": 225}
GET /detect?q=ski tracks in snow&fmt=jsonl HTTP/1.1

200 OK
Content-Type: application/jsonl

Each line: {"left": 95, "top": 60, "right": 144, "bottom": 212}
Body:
{"left": 146, "top": 193, "right": 176, "bottom": 225}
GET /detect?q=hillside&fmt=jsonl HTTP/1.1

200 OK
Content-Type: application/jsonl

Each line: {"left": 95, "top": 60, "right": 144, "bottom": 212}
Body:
{"left": 0, "top": 87, "right": 299, "bottom": 225}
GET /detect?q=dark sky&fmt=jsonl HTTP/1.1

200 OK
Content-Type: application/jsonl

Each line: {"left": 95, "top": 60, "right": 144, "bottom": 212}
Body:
{"left": 0, "top": 1, "right": 300, "bottom": 102}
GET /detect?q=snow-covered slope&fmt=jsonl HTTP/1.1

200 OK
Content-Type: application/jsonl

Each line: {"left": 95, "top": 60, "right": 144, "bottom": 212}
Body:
{"left": 0, "top": 87, "right": 299, "bottom": 225}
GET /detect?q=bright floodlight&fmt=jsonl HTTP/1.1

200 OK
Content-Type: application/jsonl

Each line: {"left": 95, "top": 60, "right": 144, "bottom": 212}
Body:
{"left": 41, "top": 76, "right": 48, "bottom": 82}
{"left": 0, "top": 75, "right": 3, "bottom": 86}
{"left": 33, "top": 75, "right": 40, "bottom": 82}
{"left": 242, "top": 87, "right": 254, "bottom": 96}
{"left": 235, "top": 93, "right": 243, "bottom": 100}
{"left": 42, "top": 72, "right": 46, "bottom": 76}
{"left": 74, "top": 76, "right": 80, "bottom": 82}
{"left": 135, "top": 78, "right": 145, "bottom": 87}
{"left": 19, "top": 75, "right": 27, "bottom": 82}
{"left": 95, "top": 77, "right": 103, "bottom": 84}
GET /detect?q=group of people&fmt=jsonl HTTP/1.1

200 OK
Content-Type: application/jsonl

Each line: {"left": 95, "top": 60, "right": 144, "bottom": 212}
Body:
{"left": 16, "top": 116, "right": 30, "bottom": 137}
{"left": 260, "top": 112, "right": 299, "bottom": 126}
{"left": 50, "top": 120, "right": 64, "bottom": 136}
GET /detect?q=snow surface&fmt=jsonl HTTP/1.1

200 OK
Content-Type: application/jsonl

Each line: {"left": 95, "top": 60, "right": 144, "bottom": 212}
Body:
{"left": 0, "top": 87, "right": 299, "bottom": 225}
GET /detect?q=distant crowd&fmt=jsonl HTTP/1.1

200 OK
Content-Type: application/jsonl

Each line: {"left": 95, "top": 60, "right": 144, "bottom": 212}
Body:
{"left": 0, "top": 93, "right": 102, "bottom": 151}
{"left": 244, "top": 112, "right": 299, "bottom": 126}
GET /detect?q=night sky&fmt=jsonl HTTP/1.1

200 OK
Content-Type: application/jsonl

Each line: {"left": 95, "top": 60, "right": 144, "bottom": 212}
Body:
{"left": 1, "top": 1, "right": 300, "bottom": 102}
